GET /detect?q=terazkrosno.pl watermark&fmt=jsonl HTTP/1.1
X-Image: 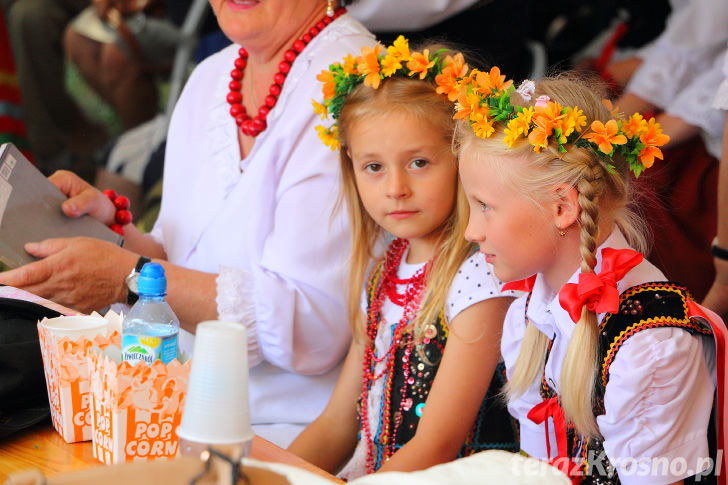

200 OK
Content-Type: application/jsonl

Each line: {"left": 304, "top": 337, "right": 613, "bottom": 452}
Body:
{"left": 511, "top": 450, "right": 724, "bottom": 481}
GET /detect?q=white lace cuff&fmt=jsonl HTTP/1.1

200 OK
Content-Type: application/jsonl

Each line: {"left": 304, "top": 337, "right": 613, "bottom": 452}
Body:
{"left": 216, "top": 265, "right": 263, "bottom": 366}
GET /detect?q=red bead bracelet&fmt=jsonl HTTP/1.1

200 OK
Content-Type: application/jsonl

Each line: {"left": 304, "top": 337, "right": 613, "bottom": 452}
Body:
{"left": 103, "top": 189, "right": 132, "bottom": 235}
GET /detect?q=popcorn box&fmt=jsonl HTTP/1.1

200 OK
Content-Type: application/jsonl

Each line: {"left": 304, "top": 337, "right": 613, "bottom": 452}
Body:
{"left": 37, "top": 312, "right": 122, "bottom": 443}
{"left": 88, "top": 347, "right": 191, "bottom": 465}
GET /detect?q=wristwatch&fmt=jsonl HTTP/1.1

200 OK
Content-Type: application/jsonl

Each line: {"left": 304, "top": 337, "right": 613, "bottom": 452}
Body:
{"left": 125, "top": 256, "right": 152, "bottom": 305}
{"left": 712, "top": 237, "right": 728, "bottom": 262}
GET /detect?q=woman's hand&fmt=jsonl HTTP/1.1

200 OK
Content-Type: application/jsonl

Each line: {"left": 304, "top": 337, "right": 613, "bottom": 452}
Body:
{"left": 0, "top": 236, "right": 138, "bottom": 313}
{"left": 49, "top": 170, "right": 117, "bottom": 226}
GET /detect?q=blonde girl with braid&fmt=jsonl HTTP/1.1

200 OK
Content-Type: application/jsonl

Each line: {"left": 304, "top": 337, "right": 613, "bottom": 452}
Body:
{"left": 287, "top": 38, "right": 520, "bottom": 479}
{"left": 455, "top": 70, "right": 726, "bottom": 485}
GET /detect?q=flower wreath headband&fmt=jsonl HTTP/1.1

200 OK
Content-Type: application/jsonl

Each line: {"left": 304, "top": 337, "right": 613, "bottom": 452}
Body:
{"left": 312, "top": 35, "right": 468, "bottom": 151}
{"left": 454, "top": 68, "right": 670, "bottom": 177}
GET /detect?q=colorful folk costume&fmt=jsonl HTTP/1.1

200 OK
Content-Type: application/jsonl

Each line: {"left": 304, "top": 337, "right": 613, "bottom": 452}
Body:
{"left": 502, "top": 235, "right": 726, "bottom": 484}
{"left": 312, "top": 38, "right": 520, "bottom": 479}
{"left": 338, "top": 239, "right": 520, "bottom": 478}
{"left": 450, "top": 67, "right": 728, "bottom": 484}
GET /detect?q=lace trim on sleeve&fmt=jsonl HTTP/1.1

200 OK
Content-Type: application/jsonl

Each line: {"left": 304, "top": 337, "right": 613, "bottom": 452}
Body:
{"left": 216, "top": 265, "right": 263, "bottom": 366}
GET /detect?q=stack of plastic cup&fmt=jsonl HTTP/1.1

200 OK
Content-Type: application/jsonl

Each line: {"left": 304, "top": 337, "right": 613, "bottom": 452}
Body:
{"left": 176, "top": 320, "right": 254, "bottom": 460}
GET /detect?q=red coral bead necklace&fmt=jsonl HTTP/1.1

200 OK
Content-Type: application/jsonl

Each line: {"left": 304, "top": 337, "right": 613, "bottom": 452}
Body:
{"left": 226, "top": 7, "right": 347, "bottom": 137}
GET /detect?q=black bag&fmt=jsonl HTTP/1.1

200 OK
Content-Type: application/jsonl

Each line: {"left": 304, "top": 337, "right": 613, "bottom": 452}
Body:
{"left": 0, "top": 295, "right": 62, "bottom": 439}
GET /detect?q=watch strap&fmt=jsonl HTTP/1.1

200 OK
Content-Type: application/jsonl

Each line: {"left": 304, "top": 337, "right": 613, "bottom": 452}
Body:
{"left": 712, "top": 237, "right": 728, "bottom": 261}
{"left": 126, "top": 256, "right": 152, "bottom": 305}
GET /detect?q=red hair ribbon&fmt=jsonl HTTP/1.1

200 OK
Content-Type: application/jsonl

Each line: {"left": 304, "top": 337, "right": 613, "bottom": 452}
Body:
{"left": 558, "top": 248, "right": 643, "bottom": 323}
{"left": 503, "top": 275, "right": 537, "bottom": 292}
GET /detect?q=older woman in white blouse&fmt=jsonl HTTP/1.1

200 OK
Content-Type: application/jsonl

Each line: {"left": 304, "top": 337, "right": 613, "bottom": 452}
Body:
{"left": 0, "top": 0, "right": 373, "bottom": 447}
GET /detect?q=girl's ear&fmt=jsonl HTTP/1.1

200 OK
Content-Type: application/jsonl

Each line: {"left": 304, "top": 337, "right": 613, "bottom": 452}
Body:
{"left": 551, "top": 183, "right": 580, "bottom": 230}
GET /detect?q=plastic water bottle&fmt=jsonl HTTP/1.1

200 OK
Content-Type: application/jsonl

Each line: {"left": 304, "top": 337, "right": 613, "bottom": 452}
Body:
{"left": 122, "top": 262, "right": 179, "bottom": 365}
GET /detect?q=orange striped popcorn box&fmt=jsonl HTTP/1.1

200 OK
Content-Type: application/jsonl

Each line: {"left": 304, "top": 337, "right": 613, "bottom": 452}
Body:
{"left": 88, "top": 347, "right": 191, "bottom": 465}
{"left": 37, "top": 311, "right": 122, "bottom": 443}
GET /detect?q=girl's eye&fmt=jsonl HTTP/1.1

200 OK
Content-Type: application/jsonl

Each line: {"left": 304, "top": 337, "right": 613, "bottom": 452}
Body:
{"left": 364, "top": 163, "right": 382, "bottom": 173}
{"left": 479, "top": 201, "right": 490, "bottom": 212}
{"left": 410, "top": 159, "right": 429, "bottom": 169}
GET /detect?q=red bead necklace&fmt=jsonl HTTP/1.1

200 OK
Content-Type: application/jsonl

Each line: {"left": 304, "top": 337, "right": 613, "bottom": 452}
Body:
{"left": 360, "top": 238, "right": 429, "bottom": 473}
{"left": 226, "top": 7, "right": 347, "bottom": 137}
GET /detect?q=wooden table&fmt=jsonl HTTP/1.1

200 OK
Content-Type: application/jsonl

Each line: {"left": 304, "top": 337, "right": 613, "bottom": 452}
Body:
{"left": 0, "top": 423, "right": 340, "bottom": 483}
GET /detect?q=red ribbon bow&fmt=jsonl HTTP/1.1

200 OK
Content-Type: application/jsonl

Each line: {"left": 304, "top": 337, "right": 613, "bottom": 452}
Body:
{"left": 558, "top": 248, "right": 643, "bottom": 323}
{"left": 527, "top": 397, "right": 568, "bottom": 461}
{"left": 527, "top": 397, "right": 580, "bottom": 482}
{"left": 502, "top": 275, "right": 537, "bottom": 292}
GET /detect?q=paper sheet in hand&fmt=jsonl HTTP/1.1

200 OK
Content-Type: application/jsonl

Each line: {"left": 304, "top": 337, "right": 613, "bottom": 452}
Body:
{"left": 0, "top": 143, "right": 123, "bottom": 268}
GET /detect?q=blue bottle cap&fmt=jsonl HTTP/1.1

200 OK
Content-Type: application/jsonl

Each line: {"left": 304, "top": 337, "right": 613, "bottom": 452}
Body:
{"left": 137, "top": 262, "right": 167, "bottom": 296}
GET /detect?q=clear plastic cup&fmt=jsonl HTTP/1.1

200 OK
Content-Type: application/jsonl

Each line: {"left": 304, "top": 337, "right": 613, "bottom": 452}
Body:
{"left": 39, "top": 315, "right": 109, "bottom": 341}
{"left": 176, "top": 320, "right": 254, "bottom": 460}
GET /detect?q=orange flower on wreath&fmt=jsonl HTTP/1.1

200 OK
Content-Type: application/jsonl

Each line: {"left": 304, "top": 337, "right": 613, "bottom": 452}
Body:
{"left": 436, "top": 53, "right": 468, "bottom": 101}
{"left": 356, "top": 44, "right": 383, "bottom": 89}
{"left": 474, "top": 66, "right": 512, "bottom": 95}
{"left": 454, "top": 88, "right": 482, "bottom": 120}
{"left": 407, "top": 49, "right": 435, "bottom": 79}
{"left": 532, "top": 101, "right": 564, "bottom": 133}
{"left": 317, "top": 69, "right": 336, "bottom": 101}
{"left": 583, "top": 119, "right": 627, "bottom": 154}
{"left": 528, "top": 125, "right": 551, "bottom": 152}
{"left": 637, "top": 118, "right": 670, "bottom": 167}
{"left": 601, "top": 99, "right": 622, "bottom": 119}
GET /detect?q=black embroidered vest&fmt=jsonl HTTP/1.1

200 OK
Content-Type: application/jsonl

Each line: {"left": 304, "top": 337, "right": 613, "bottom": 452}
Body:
{"left": 362, "top": 263, "right": 519, "bottom": 471}
{"left": 535, "top": 282, "right": 713, "bottom": 484}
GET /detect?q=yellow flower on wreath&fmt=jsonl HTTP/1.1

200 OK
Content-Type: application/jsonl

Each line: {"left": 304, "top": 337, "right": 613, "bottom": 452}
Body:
{"left": 316, "top": 125, "right": 340, "bottom": 151}
{"left": 471, "top": 112, "right": 495, "bottom": 139}
{"left": 622, "top": 113, "right": 647, "bottom": 138}
{"left": 562, "top": 106, "right": 586, "bottom": 138}
{"left": 381, "top": 53, "right": 402, "bottom": 77}
{"left": 312, "top": 99, "right": 327, "bottom": 120}
{"left": 387, "top": 35, "right": 411, "bottom": 63}
{"left": 503, "top": 106, "right": 534, "bottom": 147}
{"left": 342, "top": 54, "right": 357, "bottom": 75}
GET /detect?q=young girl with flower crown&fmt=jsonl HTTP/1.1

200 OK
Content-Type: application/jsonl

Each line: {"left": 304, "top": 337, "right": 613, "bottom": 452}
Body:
{"left": 287, "top": 37, "right": 520, "bottom": 479}
{"left": 454, "top": 69, "right": 727, "bottom": 485}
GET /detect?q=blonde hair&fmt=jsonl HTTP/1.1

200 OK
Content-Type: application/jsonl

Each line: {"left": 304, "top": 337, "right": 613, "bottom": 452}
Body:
{"left": 338, "top": 70, "right": 475, "bottom": 344}
{"left": 454, "top": 73, "right": 648, "bottom": 438}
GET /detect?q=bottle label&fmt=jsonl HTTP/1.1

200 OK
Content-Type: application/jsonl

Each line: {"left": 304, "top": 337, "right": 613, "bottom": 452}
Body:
{"left": 122, "top": 333, "right": 178, "bottom": 365}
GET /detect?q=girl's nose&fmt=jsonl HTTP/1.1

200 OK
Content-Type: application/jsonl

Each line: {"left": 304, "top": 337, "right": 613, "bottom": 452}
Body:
{"left": 464, "top": 216, "right": 483, "bottom": 243}
{"left": 386, "top": 170, "right": 411, "bottom": 199}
